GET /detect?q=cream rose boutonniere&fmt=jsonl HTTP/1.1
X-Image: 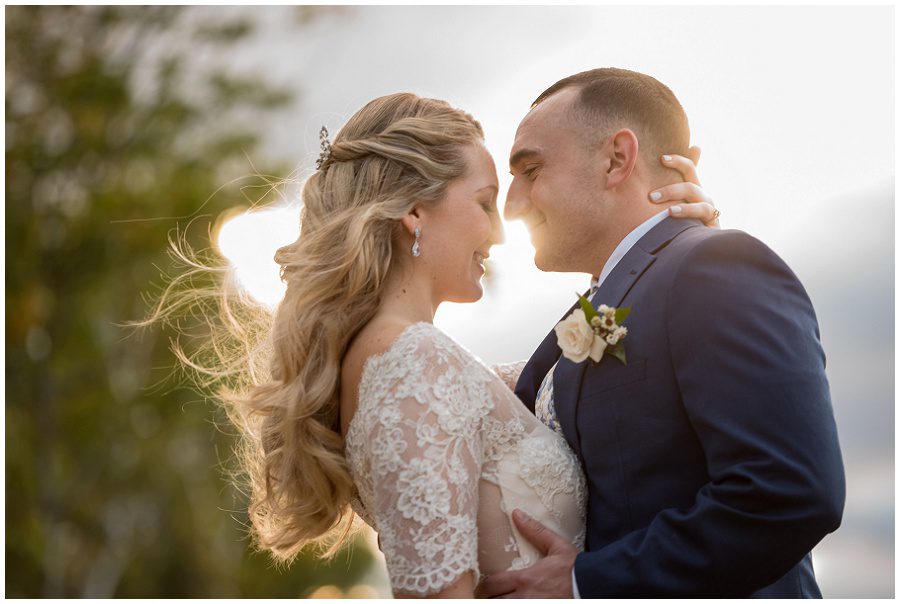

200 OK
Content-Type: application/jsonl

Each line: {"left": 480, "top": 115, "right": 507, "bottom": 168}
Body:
{"left": 555, "top": 293, "right": 630, "bottom": 365}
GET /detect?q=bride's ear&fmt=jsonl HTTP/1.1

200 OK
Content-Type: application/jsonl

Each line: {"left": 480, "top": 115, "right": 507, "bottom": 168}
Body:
{"left": 400, "top": 205, "right": 422, "bottom": 236}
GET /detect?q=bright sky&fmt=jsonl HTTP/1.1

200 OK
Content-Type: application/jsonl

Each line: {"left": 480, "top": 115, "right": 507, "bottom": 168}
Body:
{"left": 209, "top": 6, "right": 893, "bottom": 597}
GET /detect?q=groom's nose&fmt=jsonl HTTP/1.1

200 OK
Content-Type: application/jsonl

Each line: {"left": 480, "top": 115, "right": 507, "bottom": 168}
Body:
{"left": 503, "top": 179, "right": 529, "bottom": 222}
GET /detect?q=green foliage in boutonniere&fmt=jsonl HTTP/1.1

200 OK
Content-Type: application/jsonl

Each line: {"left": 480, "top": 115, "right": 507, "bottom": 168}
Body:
{"left": 554, "top": 293, "right": 630, "bottom": 365}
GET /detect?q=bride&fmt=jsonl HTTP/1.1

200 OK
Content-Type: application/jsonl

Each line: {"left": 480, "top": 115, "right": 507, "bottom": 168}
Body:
{"left": 151, "top": 92, "right": 716, "bottom": 597}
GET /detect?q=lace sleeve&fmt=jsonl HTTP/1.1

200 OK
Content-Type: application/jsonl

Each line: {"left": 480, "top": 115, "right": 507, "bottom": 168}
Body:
{"left": 359, "top": 328, "right": 490, "bottom": 596}
{"left": 491, "top": 360, "right": 527, "bottom": 392}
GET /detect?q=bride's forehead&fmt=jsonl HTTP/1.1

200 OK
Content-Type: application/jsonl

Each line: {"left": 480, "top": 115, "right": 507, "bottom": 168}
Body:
{"left": 459, "top": 147, "right": 499, "bottom": 184}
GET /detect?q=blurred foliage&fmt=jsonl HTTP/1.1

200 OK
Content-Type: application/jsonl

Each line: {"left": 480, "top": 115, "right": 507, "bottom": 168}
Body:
{"left": 5, "top": 5, "right": 375, "bottom": 597}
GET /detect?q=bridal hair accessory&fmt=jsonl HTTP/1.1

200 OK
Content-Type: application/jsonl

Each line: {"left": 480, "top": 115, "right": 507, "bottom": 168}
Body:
{"left": 555, "top": 294, "right": 630, "bottom": 365}
{"left": 315, "top": 126, "right": 333, "bottom": 170}
{"left": 411, "top": 226, "right": 421, "bottom": 257}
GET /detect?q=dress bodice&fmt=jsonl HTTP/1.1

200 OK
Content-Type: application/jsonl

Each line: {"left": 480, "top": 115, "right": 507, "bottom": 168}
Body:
{"left": 344, "top": 322, "right": 586, "bottom": 596}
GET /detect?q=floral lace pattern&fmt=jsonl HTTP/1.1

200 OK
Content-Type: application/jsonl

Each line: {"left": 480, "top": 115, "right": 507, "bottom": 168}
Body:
{"left": 345, "top": 323, "right": 586, "bottom": 596}
{"left": 491, "top": 360, "right": 527, "bottom": 392}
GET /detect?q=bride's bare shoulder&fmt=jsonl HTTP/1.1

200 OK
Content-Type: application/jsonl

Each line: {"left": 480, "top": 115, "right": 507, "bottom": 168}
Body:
{"left": 345, "top": 317, "right": 420, "bottom": 370}
{"left": 341, "top": 317, "right": 412, "bottom": 392}
{"left": 340, "top": 318, "right": 424, "bottom": 429}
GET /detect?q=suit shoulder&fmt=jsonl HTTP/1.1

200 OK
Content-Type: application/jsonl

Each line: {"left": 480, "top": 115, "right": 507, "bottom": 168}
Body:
{"left": 668, "top": 227, "right": 794, "bottom": 274}
{"left": 671, "top": 225, "right": 771, "bottom": 253}
{"left": 664, "top": 226, "right": 814, "bottom": 321}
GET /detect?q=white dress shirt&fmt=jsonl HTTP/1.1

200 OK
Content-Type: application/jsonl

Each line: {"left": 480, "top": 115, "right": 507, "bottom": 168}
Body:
{"left": 573, "top": 208, "right": 670, "bottom": 598}
{"left": 589, "top": 208, "right": 671, "bottom": 297}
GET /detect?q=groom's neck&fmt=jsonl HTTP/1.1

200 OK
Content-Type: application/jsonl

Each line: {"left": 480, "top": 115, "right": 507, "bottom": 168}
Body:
{"left": 589, "top": 195, "right": 672, "bottom": 277}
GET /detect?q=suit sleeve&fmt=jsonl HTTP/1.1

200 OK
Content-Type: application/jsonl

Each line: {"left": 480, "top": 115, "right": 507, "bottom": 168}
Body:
{"left": 573, "top": 230, "right": 846, "bottom": 596}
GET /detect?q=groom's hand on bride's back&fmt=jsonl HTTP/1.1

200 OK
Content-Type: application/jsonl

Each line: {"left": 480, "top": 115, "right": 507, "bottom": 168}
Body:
{"left": 475, "top": 509, "right": 577, "bottom": 599}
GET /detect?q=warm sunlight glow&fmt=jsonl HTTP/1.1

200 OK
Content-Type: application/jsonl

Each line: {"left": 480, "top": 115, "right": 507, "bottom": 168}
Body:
{"left": 213, "top": 203, "right": 586, "bottom": 361}
{"left": 215, "top": 206, "right": 551, "bottom": 310}
{"left": 216, "top": 206, "right": 301, "bottom": 307}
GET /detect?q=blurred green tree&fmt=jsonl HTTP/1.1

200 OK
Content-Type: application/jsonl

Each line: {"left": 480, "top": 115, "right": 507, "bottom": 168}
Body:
{"left": 5, "top": 5, "right": 375, "bottom": 597}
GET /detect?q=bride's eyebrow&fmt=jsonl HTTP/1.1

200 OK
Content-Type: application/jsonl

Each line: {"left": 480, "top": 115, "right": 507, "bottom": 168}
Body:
{"left": 509, "top": 149, "right": 540, "bottom": 173}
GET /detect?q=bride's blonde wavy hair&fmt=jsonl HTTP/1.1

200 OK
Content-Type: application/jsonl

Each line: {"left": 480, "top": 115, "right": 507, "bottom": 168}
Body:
{"left": 131, "top": 92, "right": 485, "bottom": 563}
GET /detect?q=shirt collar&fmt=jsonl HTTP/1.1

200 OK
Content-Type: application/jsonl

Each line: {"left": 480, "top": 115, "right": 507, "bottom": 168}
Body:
{"left": 591, "top": 209, "right": 670, "bottom": 292}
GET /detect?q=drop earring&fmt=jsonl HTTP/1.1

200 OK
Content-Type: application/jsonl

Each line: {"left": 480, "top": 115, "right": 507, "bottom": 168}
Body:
{"left": 411, "top": 226, "right": 421, "bottom": 257}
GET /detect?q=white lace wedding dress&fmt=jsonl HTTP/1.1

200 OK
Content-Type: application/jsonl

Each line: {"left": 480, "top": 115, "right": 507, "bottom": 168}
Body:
{"left": 344, "top": 322, "right": 586, "bottom": 596}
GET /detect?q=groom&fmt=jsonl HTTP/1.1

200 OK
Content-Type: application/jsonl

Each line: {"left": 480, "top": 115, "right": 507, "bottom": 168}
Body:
{"left": 481, "top": 68, "right": 845, "bottom": 597}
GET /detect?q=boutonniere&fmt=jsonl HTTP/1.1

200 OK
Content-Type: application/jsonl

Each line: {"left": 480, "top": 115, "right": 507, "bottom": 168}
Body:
{"left": 554, "top": 293, "right": 630, "bottom": 365}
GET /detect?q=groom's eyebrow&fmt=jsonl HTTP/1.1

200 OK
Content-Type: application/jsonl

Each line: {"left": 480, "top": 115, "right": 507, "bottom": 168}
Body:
{"left": 509, "top": 149, "right": 540, "bottom": 173}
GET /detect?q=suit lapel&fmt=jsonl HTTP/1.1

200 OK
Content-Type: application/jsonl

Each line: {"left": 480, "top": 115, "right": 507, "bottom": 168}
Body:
{"left": 514, "top": 289, "right": 589, "bottom": 412}
{"left": 553, "top": 217, "right": 704, "bottom": 454}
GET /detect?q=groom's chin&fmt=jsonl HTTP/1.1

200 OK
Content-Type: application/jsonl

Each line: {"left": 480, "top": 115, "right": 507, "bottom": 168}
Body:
{"left": 532, "top": 250, "right": 556, "bottom": 273}
{"left": 533, "top": 251, "right": 578, "bottom": 274}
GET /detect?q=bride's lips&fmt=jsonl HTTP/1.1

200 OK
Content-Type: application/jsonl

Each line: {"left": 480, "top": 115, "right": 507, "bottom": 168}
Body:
{"left": 473, "top": 250, "right": 490, "bottom": 273}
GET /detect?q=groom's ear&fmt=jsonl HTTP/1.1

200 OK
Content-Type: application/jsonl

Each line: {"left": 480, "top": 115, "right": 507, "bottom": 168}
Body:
{"left": 604, "top": 128, "right": 639, "bottom": 189}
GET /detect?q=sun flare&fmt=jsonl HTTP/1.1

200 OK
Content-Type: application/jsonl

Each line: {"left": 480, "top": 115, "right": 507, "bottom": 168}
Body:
{"left": 216, "top": 208, "right": 547, "bottom": 309}
{"left": 216, "top": 207, "right": 586, "bottom": 363}
{"left": 216, "top": 206, "right": 301, "bottom": 308}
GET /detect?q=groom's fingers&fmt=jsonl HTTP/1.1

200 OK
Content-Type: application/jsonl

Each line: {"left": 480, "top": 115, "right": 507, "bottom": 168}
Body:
{"left": 477, "top": 569, "right": 519, "bottom": 598}
{"left": 660, "top": 153, "right": 700, "bottom": 184}
{"left": 511, "top": 508, "right": 567, "bottom": 555}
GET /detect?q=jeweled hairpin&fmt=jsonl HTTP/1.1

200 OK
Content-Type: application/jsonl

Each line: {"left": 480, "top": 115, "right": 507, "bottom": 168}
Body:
{"left": 315, "top": 126, "right": 332, "bottom": 170}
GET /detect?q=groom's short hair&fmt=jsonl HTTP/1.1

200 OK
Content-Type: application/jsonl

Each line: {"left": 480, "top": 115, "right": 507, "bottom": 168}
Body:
{"left": 533, "top": 68, "right": 691, "bottom": 168}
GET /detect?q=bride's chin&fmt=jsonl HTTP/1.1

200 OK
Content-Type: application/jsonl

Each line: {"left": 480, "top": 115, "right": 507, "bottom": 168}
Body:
{"left": 447, "top": 283, "right": 484, "bottom": 304}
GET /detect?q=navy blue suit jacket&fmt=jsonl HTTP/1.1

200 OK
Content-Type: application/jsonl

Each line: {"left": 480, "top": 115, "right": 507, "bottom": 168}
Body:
{"left": 515, "top": 217, "right": 845, "bottom": 597}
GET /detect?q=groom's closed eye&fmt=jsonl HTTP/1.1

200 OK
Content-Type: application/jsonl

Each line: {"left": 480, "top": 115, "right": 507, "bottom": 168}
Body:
{"left": 509, "top": 149, "right": 541, "bottom": 174}
{"left": 508, "top": 164, "right": 540, "bottom": 180}
{"left": 522, "top": 166, "right": 539, "bottom": 180}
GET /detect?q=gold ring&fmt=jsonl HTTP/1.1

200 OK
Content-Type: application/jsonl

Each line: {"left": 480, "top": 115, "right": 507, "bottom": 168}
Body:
{"left": 712, "top": 209, "right": 721, "bottom": 221}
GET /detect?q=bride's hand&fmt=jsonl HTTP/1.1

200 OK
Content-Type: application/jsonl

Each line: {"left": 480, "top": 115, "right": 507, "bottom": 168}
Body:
{"left": 649, "top": 146, "right": 719, "bottom": 228}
